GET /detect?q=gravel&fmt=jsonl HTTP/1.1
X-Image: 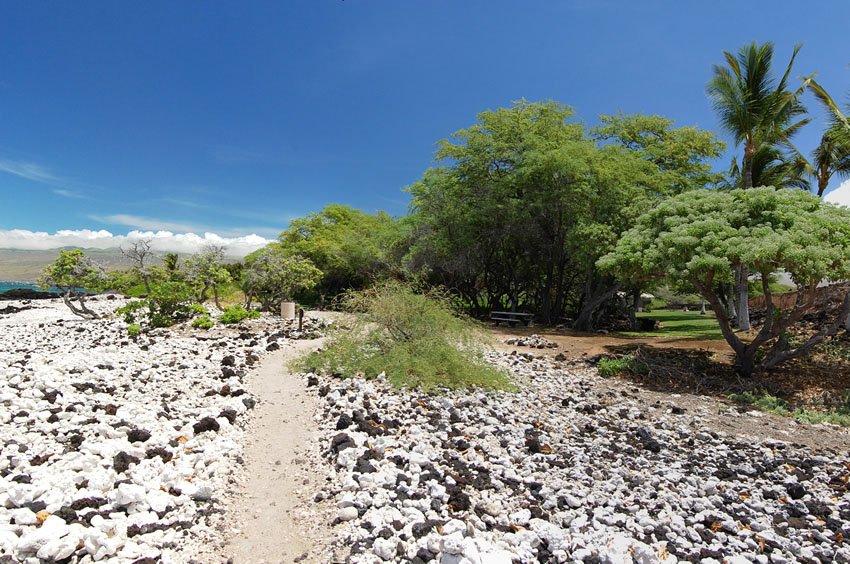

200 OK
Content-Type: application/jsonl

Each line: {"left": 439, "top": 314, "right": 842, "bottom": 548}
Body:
{"left": 0, "top": 296, "right": 324, "bottom": 562}
{"left": 310, "top": 352, "right": 850, "bottom": 563}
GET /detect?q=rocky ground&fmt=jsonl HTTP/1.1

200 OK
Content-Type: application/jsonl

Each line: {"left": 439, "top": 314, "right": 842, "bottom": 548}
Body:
{"left": 3, "top": 298, "right": 850, "bottom": 563}
{"left": 309, "top": 352, "right": 850, "bottom": 563}
{"left": 0, "top": 296, "right": 321, "bottom": 563}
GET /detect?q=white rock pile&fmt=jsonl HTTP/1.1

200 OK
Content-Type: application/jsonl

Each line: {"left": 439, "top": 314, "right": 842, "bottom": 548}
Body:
{"left": 505, "top": 335, "right": 559, "bottom": 349}
{"left": 310, "top": 353, "right": 850, "bottom": 563}
{"left": 0, "top": 296, "right": 320, "bottom": 563}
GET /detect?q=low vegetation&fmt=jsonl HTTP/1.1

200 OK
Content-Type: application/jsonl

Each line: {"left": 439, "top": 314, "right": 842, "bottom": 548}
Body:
{"left": 219, "top": 304, "right": 261, "bottom": 324}
{"left": 729, "top": 389, "right": 850, "bottom": 427}
{"left": 596, "top": 354, "right": 647, "bottom": 378}
{"left": 299, "top": 282, "right": 510, "bottom": 390}
{"left": 617, "top": 310, "right": 723, "bottom": 340}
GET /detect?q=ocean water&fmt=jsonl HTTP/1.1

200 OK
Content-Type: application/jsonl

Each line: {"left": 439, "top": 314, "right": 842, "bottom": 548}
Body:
{"left": 0, "top": 280, "right": 56, "bottom": 294}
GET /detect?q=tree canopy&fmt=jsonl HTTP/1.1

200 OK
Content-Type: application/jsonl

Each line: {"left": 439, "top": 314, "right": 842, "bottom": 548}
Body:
{"left": 600, "top": 186, "right": 850, "bottom": 376}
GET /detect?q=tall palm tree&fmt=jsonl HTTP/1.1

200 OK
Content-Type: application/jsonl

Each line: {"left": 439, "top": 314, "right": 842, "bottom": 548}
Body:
{"left": 806, "top": 80, "right": 850, "bottom": 197}
{"left": 726, "top": 146, "right": 810, "bottom": 191}
{"left": 707, "top": 41, "right": 809, "bottom": 332}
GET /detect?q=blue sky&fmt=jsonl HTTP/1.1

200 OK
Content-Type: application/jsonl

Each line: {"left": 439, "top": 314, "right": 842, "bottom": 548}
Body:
{"left": 1, "top": 1, "right": 850, "bottom": 252}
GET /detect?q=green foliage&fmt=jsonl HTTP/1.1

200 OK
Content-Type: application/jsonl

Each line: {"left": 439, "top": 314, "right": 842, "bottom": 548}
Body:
{"left": 183, "top": 245, "right": 232, "bottom": 304}
{"left": 270, "top": 204, "right": 406, "bottom": 302}
{"left": 190, "top": 303, "right": 209, "bottom": 316}
{"left": 596, "top": 355, "right": 647, "bottom": 378}
{"left": 405, "top": 100, "right": 721, "bottom": 327}
{"left": 729, "top": 390, "right": 850, "bottom": 427}
{"left": 146, "top": 281, "right": 194, "bottom": 327}
{"left": 593, "top": 113, "right": 725, "bottom": 192}
{"left": 219, "top": 304, "right": 260, "bottom": 324}
{"left": 601, "top": 187, "right": 850, "bottom": 375}
{"left": 39, "top": 249, "right": 107, "bottom": 293}
{"left": 299, "top": 282, "right": 510, "bottom": 391}
{"left": 242, "top": 248, "right": 322, "bottom": 311}
{"left": 115, "top": 300, "right": 146, "bottom": 324}
{"left": 618, "top": 310, "right": 723, "bottom": 340}
{"left": 192, "top": 314, "right": 214, "bottom": 329}
{"left": 116, "top": 281, "right": 194, "bottom": 328}
{"left": 127, "top": 323, "right": 141, "bottom": 337}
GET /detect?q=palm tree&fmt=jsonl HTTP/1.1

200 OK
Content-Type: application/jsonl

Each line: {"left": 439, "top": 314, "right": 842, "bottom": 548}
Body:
{"left": 726, "top": 146, "right": 810, "bottom": 191}
{"left": 707, "top": 41, "right": 809, "bottom": 331}
{"left": 805, "top": 80, "right": 850, "bottom": 197}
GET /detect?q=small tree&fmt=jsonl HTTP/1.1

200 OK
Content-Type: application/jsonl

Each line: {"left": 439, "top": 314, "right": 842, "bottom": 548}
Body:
{"left": 242, "top": 247, "right": 322, "bottom": 312}
{"left": 600, "top": 187, "right": 850, "bottom": 376}
{"left": 121, "top": 239, "right": 156, "bottom": 294}
{"left": 39, "top": 250, "right": 107, "bottom": 319}
{"left": 163, "top": 252, "right": 180, "bottom": 275}
{"left": 184, "top": 245, "right": 231, "bottom": 310}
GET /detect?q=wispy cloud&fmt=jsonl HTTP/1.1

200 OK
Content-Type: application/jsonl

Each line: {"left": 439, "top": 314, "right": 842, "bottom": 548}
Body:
{"left": 52, "top": 188, "right": 87, "bottom": 199}
{"left": 213, "top": 145, "right": 265, "bottom": 165}
{"left": 91, "top": 214, "right": 202, "bottom": 233}
{"left": 0, "top": 159, "right": 61, "bottom": 184}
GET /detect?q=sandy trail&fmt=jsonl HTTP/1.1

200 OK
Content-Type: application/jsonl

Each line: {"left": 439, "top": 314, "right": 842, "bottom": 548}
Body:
{"left": 218, "top": 337, "right": 333, "bottom": 564}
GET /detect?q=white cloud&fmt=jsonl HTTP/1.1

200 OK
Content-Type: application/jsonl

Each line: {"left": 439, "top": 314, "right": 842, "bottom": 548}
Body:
{"left": 0, "top": 159, "right": 60, "bottom": 183}
{"left": 0, "top": 229, "right": 270, "bottom": 258}
{"left": 825, "top": 178, "right": 850, "bottom": 208}
{"left": 92, "top": 214, "right": 202, "bottom": 233}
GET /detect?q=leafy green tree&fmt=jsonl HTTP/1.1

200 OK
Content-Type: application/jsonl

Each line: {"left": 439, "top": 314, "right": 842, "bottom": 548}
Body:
{"left": 801, "top": 80, "right": 850, "bottom": 197}
{"left": 407, "top": 101, "right": 717, "bottom": 328}
{"left": 274, "top": 204, "right": 404, "bottom": 303}
{"left": 707, "top": 41, "right": 810, "bottom": 331}
{"left": 184, "top": 245, "right": 232, "bottom": 310}
{"left": 162, "top": 252, "right": 180, "bottom": 274}
{"left": 242, "top": 247, "right": 323, "bottom": 312}
{"left": 39, "top": 250, "right": 107, "bottom": 319}
{"left": 600, "top": 187, "right": 850, "bottom": 376}
{"left": 593, "top": 113, "right": 725, "bottom": 192}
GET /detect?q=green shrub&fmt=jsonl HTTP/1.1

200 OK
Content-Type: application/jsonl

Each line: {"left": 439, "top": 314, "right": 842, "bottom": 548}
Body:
{"left": 219, "top": 304, "right": 261, "bottom": 324}
{"left": 115, "top": 282, "right": 194, "bottom": 328}
{"left": 127, "top": 323, "right": 141, "bottom": 337}
{"left": 190, "top": 303, "right": 209, "bottom": 316}
{"left": 192, "top": 314, "right": 214, "bottom": 329}
{"left": 596, "top": 354, "right": 647, "bottom": 378}
{"left": 298, "top": 281, "right": 510, "bottom": 391}
{"left": 116, "top": 300, "right": 146, "bottom": 324}
{"left": 729, "top": 389, "right": 850, "bottom": 427}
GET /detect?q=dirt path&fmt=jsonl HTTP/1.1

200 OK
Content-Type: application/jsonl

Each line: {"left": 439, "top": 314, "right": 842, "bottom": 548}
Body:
{"left": 217, "top": 337, "right": 333, "bottom": 564}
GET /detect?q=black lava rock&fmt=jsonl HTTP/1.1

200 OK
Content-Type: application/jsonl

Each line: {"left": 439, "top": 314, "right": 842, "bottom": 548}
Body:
{"left": 127, "top": 429, "right": 152, "bottom": 443}
{"left": 193, "top": 416, "right": 221, "bottom": 434}
{"left": 113, "top": 451, "right": 141, "bottom": 473}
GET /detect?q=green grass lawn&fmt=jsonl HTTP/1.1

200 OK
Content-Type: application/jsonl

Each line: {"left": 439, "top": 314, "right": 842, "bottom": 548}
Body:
{"left": 617, "top": 309, "right": 723, "bottom": 340}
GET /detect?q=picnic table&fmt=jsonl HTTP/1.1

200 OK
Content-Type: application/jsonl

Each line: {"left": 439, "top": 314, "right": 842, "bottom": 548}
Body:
{"left": 489, "top": 311, "right": 534, "bottom": 327}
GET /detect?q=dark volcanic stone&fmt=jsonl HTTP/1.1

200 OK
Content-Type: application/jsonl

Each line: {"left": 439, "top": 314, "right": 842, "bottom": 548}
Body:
{"left": 242, "top": 397, "right": 257, "bottom": 409}
{"left": 127, "top": 429, "right": 152, "bottom": 443}
{"left": 219, "top": 409, "right": 237, "bottom": 424}
{"left": 113, "top": 451, "right": 141, "bottom": 473}
{"left": 193, "top": 416, "right": 220, "bottom": 434}
{"left": 70, "top": 497, "right": 107, "bottom": 510}
{"left": 336, "top": 413, "right": 353, "bottom": 430}
{"left": 787, "top": 483, "right": 808, "bottom": 500}
{"left": 221, "top": 355, "right": 236, "bottom": 366}
{"left": 330, "top": 433, "right": 356, "bottom": 454}
{"left": 145, "top": 447, "right": 173, "bottom": 462}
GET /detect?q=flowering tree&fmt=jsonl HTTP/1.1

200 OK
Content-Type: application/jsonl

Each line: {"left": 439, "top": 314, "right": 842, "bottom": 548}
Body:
{"left": 600, "top": 187, "right": 850, "bottom": 376}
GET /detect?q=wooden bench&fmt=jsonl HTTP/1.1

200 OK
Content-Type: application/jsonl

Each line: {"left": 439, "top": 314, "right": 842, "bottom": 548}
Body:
{"left": 490, "top": 311, "right": 534, "bottom": 327}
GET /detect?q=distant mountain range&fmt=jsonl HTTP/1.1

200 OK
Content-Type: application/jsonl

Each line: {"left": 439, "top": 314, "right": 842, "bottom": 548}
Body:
{"left": 0, "top": 247, "right": 161, "bottom": 281}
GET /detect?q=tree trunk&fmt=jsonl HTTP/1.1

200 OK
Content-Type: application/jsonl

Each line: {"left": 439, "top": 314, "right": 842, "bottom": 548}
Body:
{"left": 574, "top": 279, "right": 618, "bottom": 332}
{"left": 736, "top": 265, "right": 751, "bottom": 331}
{"left": 629, "top": 288, "right": 640, "bottom": 330}
{"left": 213, "top": 285, "right": 223, "bottom": 311}
{"left": 142, "top": 276, "right": 151, "bottom": 295}
{"left": 699, "top": 298, "right": 706, "bottom": 315}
